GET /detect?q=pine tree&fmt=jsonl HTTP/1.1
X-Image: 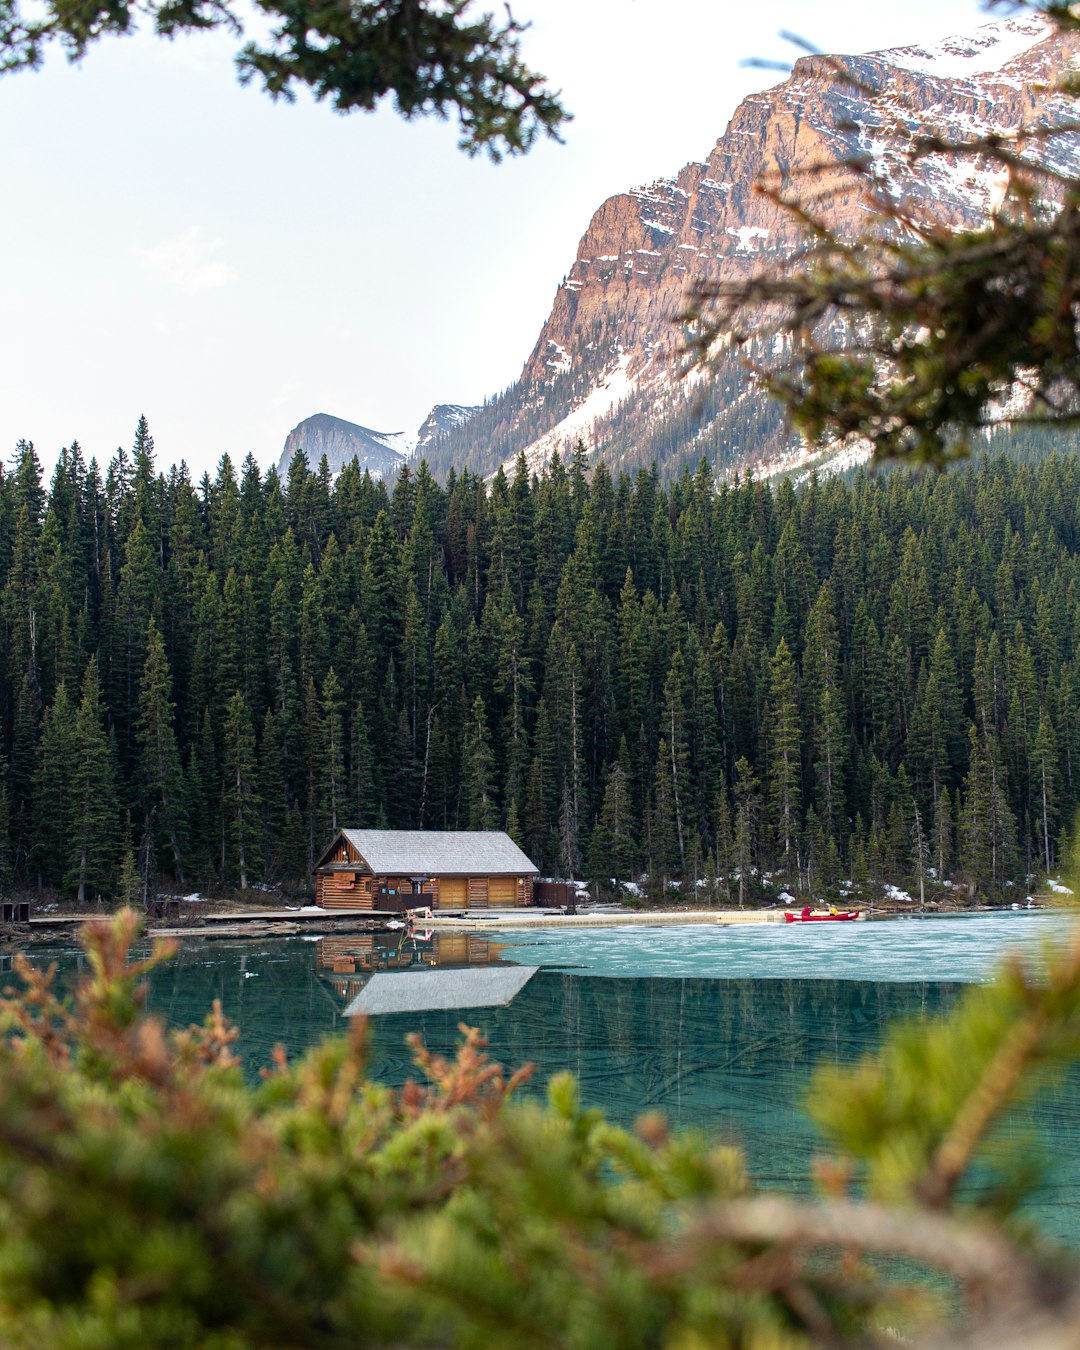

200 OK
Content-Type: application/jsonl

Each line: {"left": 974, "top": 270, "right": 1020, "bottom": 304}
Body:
{"left": 713, "top": 785, "right": 735, "bottom": 902}
{"left": 933, "top": 787, "right": 954, "bottom": 886}
{"left": 223, "top": 691, "right": 261, "bottom": 889}
{"left": 0, "top": 752, "right": 11, "bottom": 888}
{"left": 524, "top": 755, "right": 550, "bottom": 875}
{"left": 34, "top": 681, "right": 76, "bottom": 889}
{"left": 650, "top": 739, "right": 679, "bottom": 892}
{"left": 733, "top": 757, "right": 761, "bottom": 907}
{"left": 259, "top": 708, "right": 287, "bottom": 881}
{"left": 351, "top": 699, "right": 375, "bottom": 829}
{"left": 463, "top": 694, "right": 497, "bottom": 831}
{"left": 321, "top": 667, "right": 346, "bottom": 834}
{"left": 113, "top": 518, "right": 159, "bottom": 778}
{"left": 767, "top": 638, "right": 801, "bottom": 879}
{"left": 1033, "top": 707, "right": 1060, "bottom": 876}
{"left": 961, "top": 724, "right": 1018, "bottom": 896}
{"left": 589, "top": 758, "right": 636, "bottom": 885}
{"left": 661, "top": 648, "right": 690, "bottom": 872}
{"left": 116, "top": 814, "right": 141, "bottom": 910}
{"left": 558, "top": 778, "right": 582, "bottom": 883}
{"left": 137, "top": 617, "right": 187, "bottom": 881}
{"left": 68, "top": 658, "right": 117, "bottom": 904}
{"left": 360, "top": 510, "right": 402, "bottom": 677}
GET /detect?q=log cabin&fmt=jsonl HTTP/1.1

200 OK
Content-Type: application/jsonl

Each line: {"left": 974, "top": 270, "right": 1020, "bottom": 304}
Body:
{"left": 313, "top": 829, "right": 539, "bottom": 911}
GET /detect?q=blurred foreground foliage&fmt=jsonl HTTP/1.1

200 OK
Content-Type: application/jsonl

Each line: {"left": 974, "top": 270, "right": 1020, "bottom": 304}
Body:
{"left": 0, "top": 0, "right": 567, "bottom": 159}
{"left": 2, "top": 906, "right": 1080, "bottom": 1347}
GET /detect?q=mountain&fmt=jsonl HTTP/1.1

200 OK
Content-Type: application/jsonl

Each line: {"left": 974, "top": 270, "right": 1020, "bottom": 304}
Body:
{"left": 415, "top": 403, "right": 481, "bottom": 455}
{"left": 278, "top": 404, "right": 481, "bottom": 480}
{"left": 420, "top": 16, "right": 1079, "bottom": 483}
{"left": 278, "top": 414, "right": 412, "bottom": 480}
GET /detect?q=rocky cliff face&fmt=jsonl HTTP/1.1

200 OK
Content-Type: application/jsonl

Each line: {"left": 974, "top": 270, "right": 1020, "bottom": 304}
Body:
{"left": 423, "top": 16, "right": 1079, "bottom": 482}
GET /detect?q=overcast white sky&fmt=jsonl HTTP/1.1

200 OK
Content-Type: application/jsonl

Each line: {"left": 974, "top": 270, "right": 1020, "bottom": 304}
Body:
{"left": 1, "top": 0, "right": 993, "bottom": 479}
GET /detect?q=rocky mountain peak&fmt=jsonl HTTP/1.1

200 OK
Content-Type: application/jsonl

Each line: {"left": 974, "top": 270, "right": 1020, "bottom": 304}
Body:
{"left": 419, "top": 15, "right": 1078, "bottom": 484}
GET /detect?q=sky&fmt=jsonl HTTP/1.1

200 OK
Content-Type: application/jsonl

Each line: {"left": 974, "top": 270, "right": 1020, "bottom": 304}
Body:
{"left": 0, "top": 0, "right": 995, "bottom": 480}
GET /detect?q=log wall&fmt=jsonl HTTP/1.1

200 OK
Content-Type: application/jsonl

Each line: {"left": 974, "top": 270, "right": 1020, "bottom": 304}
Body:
{"left": 316, "top": 868, "right": 535, "bottom": 911}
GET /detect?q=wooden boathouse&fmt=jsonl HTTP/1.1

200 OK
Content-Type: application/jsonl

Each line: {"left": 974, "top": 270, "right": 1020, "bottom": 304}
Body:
{"left": 313, "top": 829, "right": 539, "bottom": 911}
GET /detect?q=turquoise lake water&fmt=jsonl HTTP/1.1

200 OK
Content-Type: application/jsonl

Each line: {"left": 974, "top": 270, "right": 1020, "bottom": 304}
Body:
{"left": 12, "top": 910, "right": 1080, "bottom": 1243}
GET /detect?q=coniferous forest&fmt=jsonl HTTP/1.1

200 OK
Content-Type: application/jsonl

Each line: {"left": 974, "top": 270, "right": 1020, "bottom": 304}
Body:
{"left": 1, "top": 420, "right": 1078, "bottom": 904}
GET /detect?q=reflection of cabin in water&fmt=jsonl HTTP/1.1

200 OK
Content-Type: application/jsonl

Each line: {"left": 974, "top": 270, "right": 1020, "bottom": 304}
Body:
{"left": 315, "top": 932, "right": 509, "bottom": 1005}
{"left": 313, "top": 829, "right": 539, "bottom": 911}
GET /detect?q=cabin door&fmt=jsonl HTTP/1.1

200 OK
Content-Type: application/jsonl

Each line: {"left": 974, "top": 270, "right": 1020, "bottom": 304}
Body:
{"left": 439, "top": 877, "right": 467, "bottom": 909}
{"left": 488, "top": 877, "right": 517, "bottom": 907}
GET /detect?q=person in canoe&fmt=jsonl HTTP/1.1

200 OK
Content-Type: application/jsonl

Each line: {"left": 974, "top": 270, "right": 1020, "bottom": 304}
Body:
{"left": 801, "top": 906, "right": 812, "bottom": 920}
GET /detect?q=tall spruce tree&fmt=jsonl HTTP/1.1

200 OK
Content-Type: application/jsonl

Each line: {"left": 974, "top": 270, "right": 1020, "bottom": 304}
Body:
{"left": 767, "top": 637, "right": 801, "bottom": 879}
{"left": 223, "top": 691, "right": 261, "bottom": 889}
{"left": 463, "top": 694, "right": 497, "bottom": 831}
{"left": 34, "top": 681, "right": 76, "bottom": 889}
{"left": 137, "top": 617, "right": 187, "bottom": 882}
{"left": 733, "top": 757, "right": 761, "bottom": 908}
{"left": 68, "top": 658, "right": 117, "bottom": 904}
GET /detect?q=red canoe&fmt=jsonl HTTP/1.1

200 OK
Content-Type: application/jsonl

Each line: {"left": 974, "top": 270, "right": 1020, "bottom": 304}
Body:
{"left": 784, "top": 909, "right": 861, "bottom": 923}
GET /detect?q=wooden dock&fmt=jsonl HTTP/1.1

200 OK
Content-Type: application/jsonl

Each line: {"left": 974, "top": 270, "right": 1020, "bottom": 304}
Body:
{"left": 419, "top": 909, "right": 789, "bottom": 929}
{"left": 21, "top": 905, "right": 792, "bottom": 938}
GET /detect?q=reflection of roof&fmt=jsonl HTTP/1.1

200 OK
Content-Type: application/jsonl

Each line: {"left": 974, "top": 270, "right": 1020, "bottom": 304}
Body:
{"left": 339, "top": 829, "right": 538, "bottom": 876}
{"left": 344, "top": 966, "right": 538, "bottom": 1015}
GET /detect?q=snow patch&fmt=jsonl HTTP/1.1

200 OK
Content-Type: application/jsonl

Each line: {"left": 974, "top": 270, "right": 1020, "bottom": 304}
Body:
{"left": 545, "top": 339, "right": 571, "bottom": 374}
{"left": 1046, "top": 878, "right": 1074, "bottom": 895}
{"left": 882, "top": 884, "right": 914, "bottom": 904}
{"left": 880, "top": 16, "right": 1051, "bottom": 81}
{"left": 512, "top": 355, "right": 637, "bottom": 474}
{"left": 726, "top": 225, "right": 770, "bottom": 254}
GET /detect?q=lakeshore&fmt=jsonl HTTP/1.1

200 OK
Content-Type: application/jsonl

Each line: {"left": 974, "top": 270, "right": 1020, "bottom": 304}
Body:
{"left": 5, "top": 897, "right": 1062, "bottom": 943}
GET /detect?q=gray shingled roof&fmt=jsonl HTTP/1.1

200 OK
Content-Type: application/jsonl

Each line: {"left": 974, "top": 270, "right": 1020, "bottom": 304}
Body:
{"left": 344, "top": 966, "right": 538, "bottom": 1015}
{"left": 340, "top": 829, "right": 538, "bottom": 876}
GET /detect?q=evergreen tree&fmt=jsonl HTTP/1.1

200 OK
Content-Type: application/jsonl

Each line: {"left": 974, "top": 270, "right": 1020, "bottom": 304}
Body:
{"left": 462, "top": 695, "right": 497, "bottom": 831}
{"left": 321, "top": 667, "right": 346, "bottom": 834}
{"left": 767, "top": 637, "right": 801, "bottom": 878}
{"left": 0, "top": 753, "right": 11, "bottom": 888}
{"left": 661, "top": 647, "right": 690, "bottom": 872}
{"left": 588, "top": 756, "right": 636, "bottom": 886}
{"left": 558, "top": 778, "right": 581, "bottom": 883}
{"left": 223, "top": 691, "right": 261, "bottom": 889}
{"left": 258, "top": 708, "right": 288, "bottom": 881}
{"left": 733, "top": 757, "right": 761, "bottom": 907}
{"left": 961, "top": 725, "right": 1018, "bottom": 897}
{"left": 68, "top": 658, "right": 117, "bottom": 904}
{"left": 1033, "top": 707, "right": 1060, "bottom": 876}
{"left": 933, "top": 787, "right": 954, "bottom": 886}
{"left": 713, "top": 784, "right": 736, "bottom": 902}
{"left": 137, "top": 617, "right": 187, "bottom": 881}
{"left": 34, "top": 682, "right": 76, "bottom": 889}
{"left": 650, "top": 738, "right": 679, "bottom": 892}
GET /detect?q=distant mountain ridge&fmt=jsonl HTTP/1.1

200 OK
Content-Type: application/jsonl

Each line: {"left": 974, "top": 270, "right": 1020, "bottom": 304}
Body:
{"left": 278, "top": 404, "right": 480, "bottom": 479}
